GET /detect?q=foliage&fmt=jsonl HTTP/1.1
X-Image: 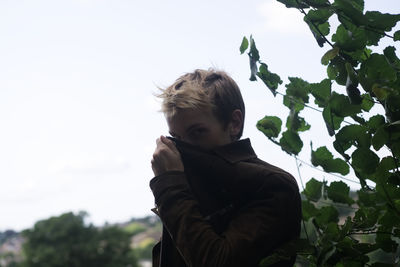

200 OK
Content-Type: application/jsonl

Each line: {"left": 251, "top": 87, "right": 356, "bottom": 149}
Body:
{"left": 20, "top": 212, "right": 138, "bottom": 267}
{"left": 122, "top": 222, "right": 146, "bottom": 236}
{"left": 134, "top": 238, "right": 156, "bottom": 260}
{"left": 240, "top": 0, "right": 400, "bottom": 266}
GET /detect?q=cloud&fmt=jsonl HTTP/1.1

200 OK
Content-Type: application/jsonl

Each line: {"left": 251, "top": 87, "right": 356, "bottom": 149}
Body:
{"left": 257, "top": 1, "right": 309, "bottom": 35}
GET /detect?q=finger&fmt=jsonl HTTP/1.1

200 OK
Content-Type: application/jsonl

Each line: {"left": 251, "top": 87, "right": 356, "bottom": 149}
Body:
{"left": 155, "top": 137, "right": 169, "bottom": 152}
{"left": 160, "top": 136, "right": 171, "bottom": 147}
{"left": 160, "top": 135, "right": 178, "bottom": 151}
{"left": 156, "top": 137, "right": 162, "bottom": 145}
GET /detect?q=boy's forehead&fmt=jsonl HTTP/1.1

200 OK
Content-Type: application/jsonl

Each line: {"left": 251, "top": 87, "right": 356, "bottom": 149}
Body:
{"left": 167, "top": 107, "right": 212, "bottom": 120}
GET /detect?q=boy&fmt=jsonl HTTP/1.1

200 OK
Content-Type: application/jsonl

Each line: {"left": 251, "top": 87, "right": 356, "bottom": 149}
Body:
{"left": 150, "top": 69, "right": 301, "bottom": 267}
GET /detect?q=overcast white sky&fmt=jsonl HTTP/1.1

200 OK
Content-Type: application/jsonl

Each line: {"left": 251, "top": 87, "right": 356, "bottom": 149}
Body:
{"left": 0, "top": 0, "right": 399, "bottom": 231}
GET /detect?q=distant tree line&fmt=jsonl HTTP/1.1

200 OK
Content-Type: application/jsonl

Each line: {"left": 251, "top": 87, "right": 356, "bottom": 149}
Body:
{"left": 13, "top": 212, "right": 138, "bottom": 267}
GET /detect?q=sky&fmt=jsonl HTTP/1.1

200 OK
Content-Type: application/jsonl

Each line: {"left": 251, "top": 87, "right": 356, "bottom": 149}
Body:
{"left": 0, "top": 0, "right": 399, "bottom": 231}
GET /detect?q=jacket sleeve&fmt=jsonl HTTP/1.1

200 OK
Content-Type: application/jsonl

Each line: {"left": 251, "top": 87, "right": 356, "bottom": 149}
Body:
{"left": 150, "top": 170, "right": 301, "bottom": 267}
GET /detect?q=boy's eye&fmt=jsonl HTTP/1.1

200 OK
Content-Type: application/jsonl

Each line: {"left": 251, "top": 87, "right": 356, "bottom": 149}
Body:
{"left": 189, "top": 128, "right": 207, "bottom": 138}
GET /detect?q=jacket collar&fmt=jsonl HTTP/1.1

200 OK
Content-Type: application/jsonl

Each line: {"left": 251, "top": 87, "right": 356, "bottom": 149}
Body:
{"left": 169, "top": 137, "right": 257, "bottom": 164}
{"left": 212, "top": 138, "right": 257, "bottom": 164}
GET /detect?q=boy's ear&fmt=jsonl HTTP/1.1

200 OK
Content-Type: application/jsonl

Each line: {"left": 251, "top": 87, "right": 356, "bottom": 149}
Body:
{"left": 229, "top": 109, "right": 243, "bottom": 139}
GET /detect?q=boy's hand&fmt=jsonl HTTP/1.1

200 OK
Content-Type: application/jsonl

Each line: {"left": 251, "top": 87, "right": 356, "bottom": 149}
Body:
{"left": 151, "top": 135, "right": 184, "bottom": 176}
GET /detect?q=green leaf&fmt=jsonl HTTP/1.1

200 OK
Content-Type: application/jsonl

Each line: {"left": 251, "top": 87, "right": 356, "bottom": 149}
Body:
{"left": 303, "top": 0, "right": 330, "bottom": 8}
{"left": 327, "top": 63, "right": 337, "bottom": 80}
{"left": 327, "top": 158, "right": 350, "bottom": 175}
{"left": 395, "top": 30, "right": 400, "bottom": 41}
{"left": 310, "top": 79, "right": 332, "bottom": 108}
{"left": 372, "top": 125, "right": 389, "bottom": 151}
{"left": 323, "top": 105, "right": 344, "bottom": 135}
{"left": 326, "top": 181, "right": 354, "bottom": 205}
{"left": 334, "top": 125, "right": 370, "bottom": 154}
{"left": 307, "top": 8, "right": 333, "bottom": 24}
{"left": 286, "top": 112, "right": 311, "bottom": 132}
{"left": 360, "top": 93, "right": 374, "bottom": 111}
{"left": 239, "top": 36, "right": 248, "bottom": 54}
{"left": 372, "top": 84, "right": 393, "bottom": 100}
{"left": 324, "top": 222, "right": 340, "bottom": 241}
{"left": 385, "top": 95, "right": 400, "bottom": 123}
{"left": 388, "top": 172, "right": 400, "bottom": 186}
{"left": 277, "top": 0, "right": 309, "bottom": 8}
{"left": 344, "top": 47, "right": 372, "bottom": 62}
{"left": 256, "top": 116, "right": 282, "bottom": 138}
{"left": 248, "top": 35, "right": 259, "bottom": 81}
{"left": 329, "top": 92, "right": 361, "bottom": 117}
{"left": 304, "top": 16, "right": 327, "bottom": 47}
{"left": 346, "top": 84, "right": 362, "bottom": 105}
{"left": 353, "top": 207, "right": 379, "bottom": 229}
{"left": 259, "top": 239, "right": 299, "bottom": 266}
{"left": 348, "top": 0, "right": 364, "bottom": 12}
{"left": 311, "top": 146, "right": 350, "bottom": 175}
{"left": 378, "top": 209, "right": 400, "bottom": 229}
{"left": 321, "top": 47, "right": 340, "bottom": 65}
{"left": 257, "top": 63, "right": 282, "bottom": 95}
{"left": 332, "top": 24, "right": 367, "bottom": 52}
{"left": 366, "top": 115, "right": 385, "bottom": 132}
{"left": 328, "top": 56, "right": 347, "bottom": 85}
{"left": 249, "top": 35, "right": 259, "bottom": 61}
{"left": 333, "top": 0, "right": 366, "bottom": 26}
{"left": 317, "top": 21, "right": 330, "bottom": 36}
{"left": 360, "top": 53, "right": 397, "bottom": 83}
{"left": 279, "top": 130, "right": 303, "bottom": 155}
{"left": 285, "top": 77, "right": 310, "bottom": 104}
{"left": 353, "top": 243, "right": 379, "bottom": 254}
{"left": 302, "top": 200, "right": 319, "bottom": 221}
{"left": 364, "top": 29, "right": 385, "bottom": 46}
{"left": 376, "top": 230, "right": 398, "bottom": 253}
{"left": 383, "top": 46, "right": 400, "bottom": 69}
{"left": 339, "top": 216, "right": 353, "bottom": 239}
{"left": 345, "top": 63, "right": 362, "bottom": 105}
{"left": 303, "top": 178, "right": 323, "bottom": 200}
{"left": 357, "top": 189, "right": 384, "bottom": 207}
{"left": 283, "top": 95, "right": 305, "bottom": 112}
{"left": 315, "top": 206, "right": 339, "bottom": 225}
{"left": 345, "top": 62, "right": 358, "bottom": 84}
{"left": 376, "top": 183, "right": 400, "bottom": 209}
{"left": 351, "top": 148, "right": 380, "bottom": 174}
{"left": 375, "top": 156, "right": 398, "bottom": 183}
{"left": 351, "top": 114, "right": 366, "bottom": 125}
{"left": 294, "top": 238, "right": 316, "bottom": 254}
{"left": 364, "top": 11, "right": 400, "bottom": 32}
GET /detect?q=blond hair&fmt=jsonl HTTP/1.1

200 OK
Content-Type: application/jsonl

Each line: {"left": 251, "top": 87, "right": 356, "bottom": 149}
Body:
{"left": 158, "top": 69, "right": 245, "bottom": 139}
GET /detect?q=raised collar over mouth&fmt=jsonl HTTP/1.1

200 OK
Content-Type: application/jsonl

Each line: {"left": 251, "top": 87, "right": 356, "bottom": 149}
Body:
{"left": 169, "top": 137, "right": 257, "bottom": 164}
{"left": 213, "top": 138, "right": 257, "bottom": 164}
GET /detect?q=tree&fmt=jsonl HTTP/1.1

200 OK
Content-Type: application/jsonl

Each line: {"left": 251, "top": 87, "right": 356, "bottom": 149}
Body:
{"left": 240, "top": 0, "right": 400, "bottom": 266}
{"left": 21, "top": 212, "right": 138, "bottom": 267}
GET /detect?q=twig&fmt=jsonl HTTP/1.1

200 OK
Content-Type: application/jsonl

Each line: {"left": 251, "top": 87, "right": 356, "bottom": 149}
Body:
{"left": 347, "top": 231, "right": 395, "bottom": 236}
{"left": 294, "top": 0, "right": 334, "bottom": 48}
{"left": 295, "top": 156, "right": 306, "bottom": 191}
{"left": 296, "top": 157, "right": 361, "bottom": 185}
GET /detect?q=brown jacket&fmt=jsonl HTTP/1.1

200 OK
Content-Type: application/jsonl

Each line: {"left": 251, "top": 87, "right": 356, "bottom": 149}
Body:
{"left": 150, "top": 138, "right": 301, "bottom": 267}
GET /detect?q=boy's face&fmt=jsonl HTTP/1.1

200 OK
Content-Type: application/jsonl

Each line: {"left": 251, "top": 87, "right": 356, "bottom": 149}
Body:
{"left": 167, "top": 107, "right": 232, "bottom": 150}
